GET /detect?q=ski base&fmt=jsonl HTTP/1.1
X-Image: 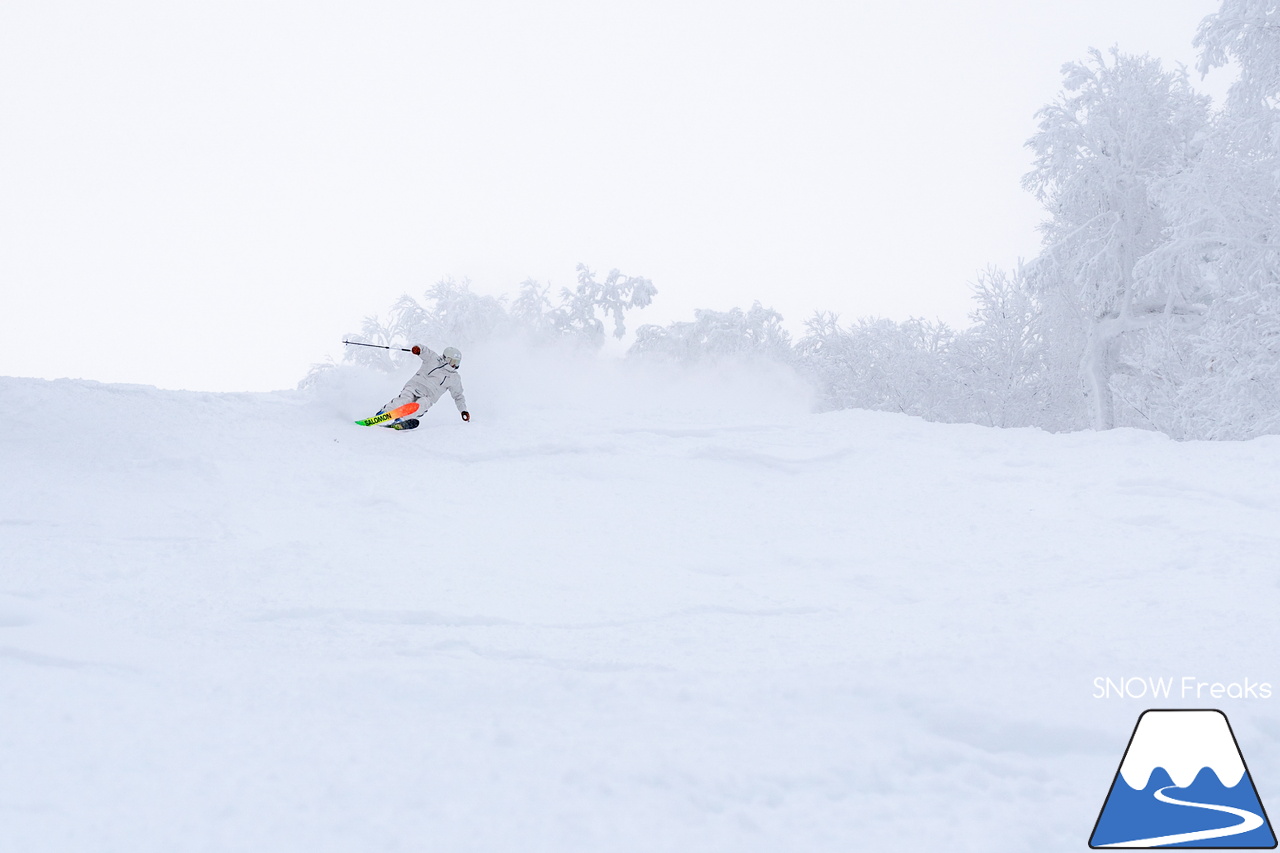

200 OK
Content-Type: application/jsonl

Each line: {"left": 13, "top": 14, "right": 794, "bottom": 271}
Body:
{"left": 386, "top": 418, "right": 420, "bottom": 431}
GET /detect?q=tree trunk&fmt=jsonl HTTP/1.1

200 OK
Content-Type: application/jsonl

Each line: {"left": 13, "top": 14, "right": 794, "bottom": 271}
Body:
{"left": 1083, "top": 318, "right": 1119, "bottom": 430}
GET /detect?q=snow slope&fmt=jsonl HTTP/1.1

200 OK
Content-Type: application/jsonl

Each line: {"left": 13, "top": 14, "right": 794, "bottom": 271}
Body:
{"left": 3, "top": 358, "right": 1279, "bottom": 852}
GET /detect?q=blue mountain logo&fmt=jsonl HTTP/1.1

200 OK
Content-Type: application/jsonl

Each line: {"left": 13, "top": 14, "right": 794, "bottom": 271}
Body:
{"left": 1091, "top": 709, "right": 1277, "bottom": 848}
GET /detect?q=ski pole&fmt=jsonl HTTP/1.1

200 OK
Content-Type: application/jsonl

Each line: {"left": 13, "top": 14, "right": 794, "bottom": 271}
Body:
{"left": 342, "top": 339, "right": 414, "bottom": 353}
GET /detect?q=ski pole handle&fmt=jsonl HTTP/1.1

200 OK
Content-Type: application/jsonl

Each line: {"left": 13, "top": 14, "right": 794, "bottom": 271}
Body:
{"left": 342, "top": 339, "right": 414, "bottom": 353}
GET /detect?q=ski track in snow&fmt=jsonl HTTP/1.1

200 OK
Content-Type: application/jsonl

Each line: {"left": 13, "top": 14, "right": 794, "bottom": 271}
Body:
{"left": 2, "top": 373, "right": 1280, "bottom": 852}
{"left": 1101, "top": 786, "right": 1265, "bottom": 847}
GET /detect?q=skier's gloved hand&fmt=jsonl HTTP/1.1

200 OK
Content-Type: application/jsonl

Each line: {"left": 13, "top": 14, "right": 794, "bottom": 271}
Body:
{"left": 411, "top": 345, "right": 421, "bottom": 355}
{"left": 461, "top": 411, "right": 470, "bottom": 422}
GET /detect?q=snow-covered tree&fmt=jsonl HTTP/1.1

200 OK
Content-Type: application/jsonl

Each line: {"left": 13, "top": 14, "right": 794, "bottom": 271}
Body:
{"left": 1095, "top": 2, "right": 1280, "bottom": 439}
{"left": 1164, "top": 0, "right": 1280, "bottom": 438}
{"left": 505, "top": 265, "right": 657, "bottom": 348}
{"left": 1196, "top": 0, "right": 1280, "bottom": 116}
{"left": 328, "top": 266, "right": 658, "bottom": 379}
{"left": 790, "top": 312, "right": 864, "bottom": 411}
{"left": 1023, "top": 48, "right": 1212, "bottom": 430}
{"left": 339, "top": 279, "right": 510, "bottom": 373}
{"left": 793, "top": 313, "right": 961, "bottom": 420}
{"left": 946, "top": 266, "right": 1066, "bottom": 429}
{"left": 629, "top": 302, "right": 792, "bottom": 364}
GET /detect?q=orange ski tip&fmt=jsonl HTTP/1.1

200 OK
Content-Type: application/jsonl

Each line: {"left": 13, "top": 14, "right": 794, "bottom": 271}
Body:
{"left": 382, "top": 402, "right": 419, "bottom": 419}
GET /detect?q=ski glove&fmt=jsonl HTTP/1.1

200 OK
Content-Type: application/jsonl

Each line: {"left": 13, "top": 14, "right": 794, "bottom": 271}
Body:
{"left": 461, "top": 411, "right": 470, "bottom": 422}
{"left": 411, "top": 345, "right": 421, "bottom": 355}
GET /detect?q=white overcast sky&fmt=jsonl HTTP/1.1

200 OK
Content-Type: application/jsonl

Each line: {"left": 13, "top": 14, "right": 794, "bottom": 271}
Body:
{"left": 0, "top": 1, "right": 1233, "bottom": 392}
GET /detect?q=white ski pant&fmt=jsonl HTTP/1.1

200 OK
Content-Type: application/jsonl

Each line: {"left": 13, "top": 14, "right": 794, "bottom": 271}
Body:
{"left": 382, "top": 385, "right": 439, "bottom": 416}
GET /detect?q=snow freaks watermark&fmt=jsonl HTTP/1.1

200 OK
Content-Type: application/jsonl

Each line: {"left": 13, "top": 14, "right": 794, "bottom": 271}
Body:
{"left": 1089, "top": 710, "right": 1277, "bottom": 848}
{"left": 1093, "top": 676, "right": 1273, "bottom": 701}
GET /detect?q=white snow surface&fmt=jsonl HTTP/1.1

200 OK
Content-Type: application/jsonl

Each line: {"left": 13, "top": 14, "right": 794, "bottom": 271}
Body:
{"left": 1119, "top": 710, "right": 1246, "bottom": 790}
{"left": 3, "top": 356, "right": 1279, "bottom": 852}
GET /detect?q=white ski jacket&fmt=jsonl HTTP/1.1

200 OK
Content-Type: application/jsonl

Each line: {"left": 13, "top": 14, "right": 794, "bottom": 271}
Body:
{"left": 403, "top": 345, "right": 468, "bottom": 413}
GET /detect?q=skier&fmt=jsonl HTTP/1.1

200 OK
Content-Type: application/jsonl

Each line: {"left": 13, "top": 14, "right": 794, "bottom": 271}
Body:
{"left": 380, "top": 345, "right": 470, "bottom": 425}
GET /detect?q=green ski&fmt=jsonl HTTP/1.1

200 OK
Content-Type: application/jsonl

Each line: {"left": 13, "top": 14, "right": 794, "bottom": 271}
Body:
{"left": 355, "top": 401, "right": 419, "bottom": 427}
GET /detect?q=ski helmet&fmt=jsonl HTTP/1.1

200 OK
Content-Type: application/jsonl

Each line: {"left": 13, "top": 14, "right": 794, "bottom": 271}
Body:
{"left": 443, "top": 346, "right": 462, "bottom": 368}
